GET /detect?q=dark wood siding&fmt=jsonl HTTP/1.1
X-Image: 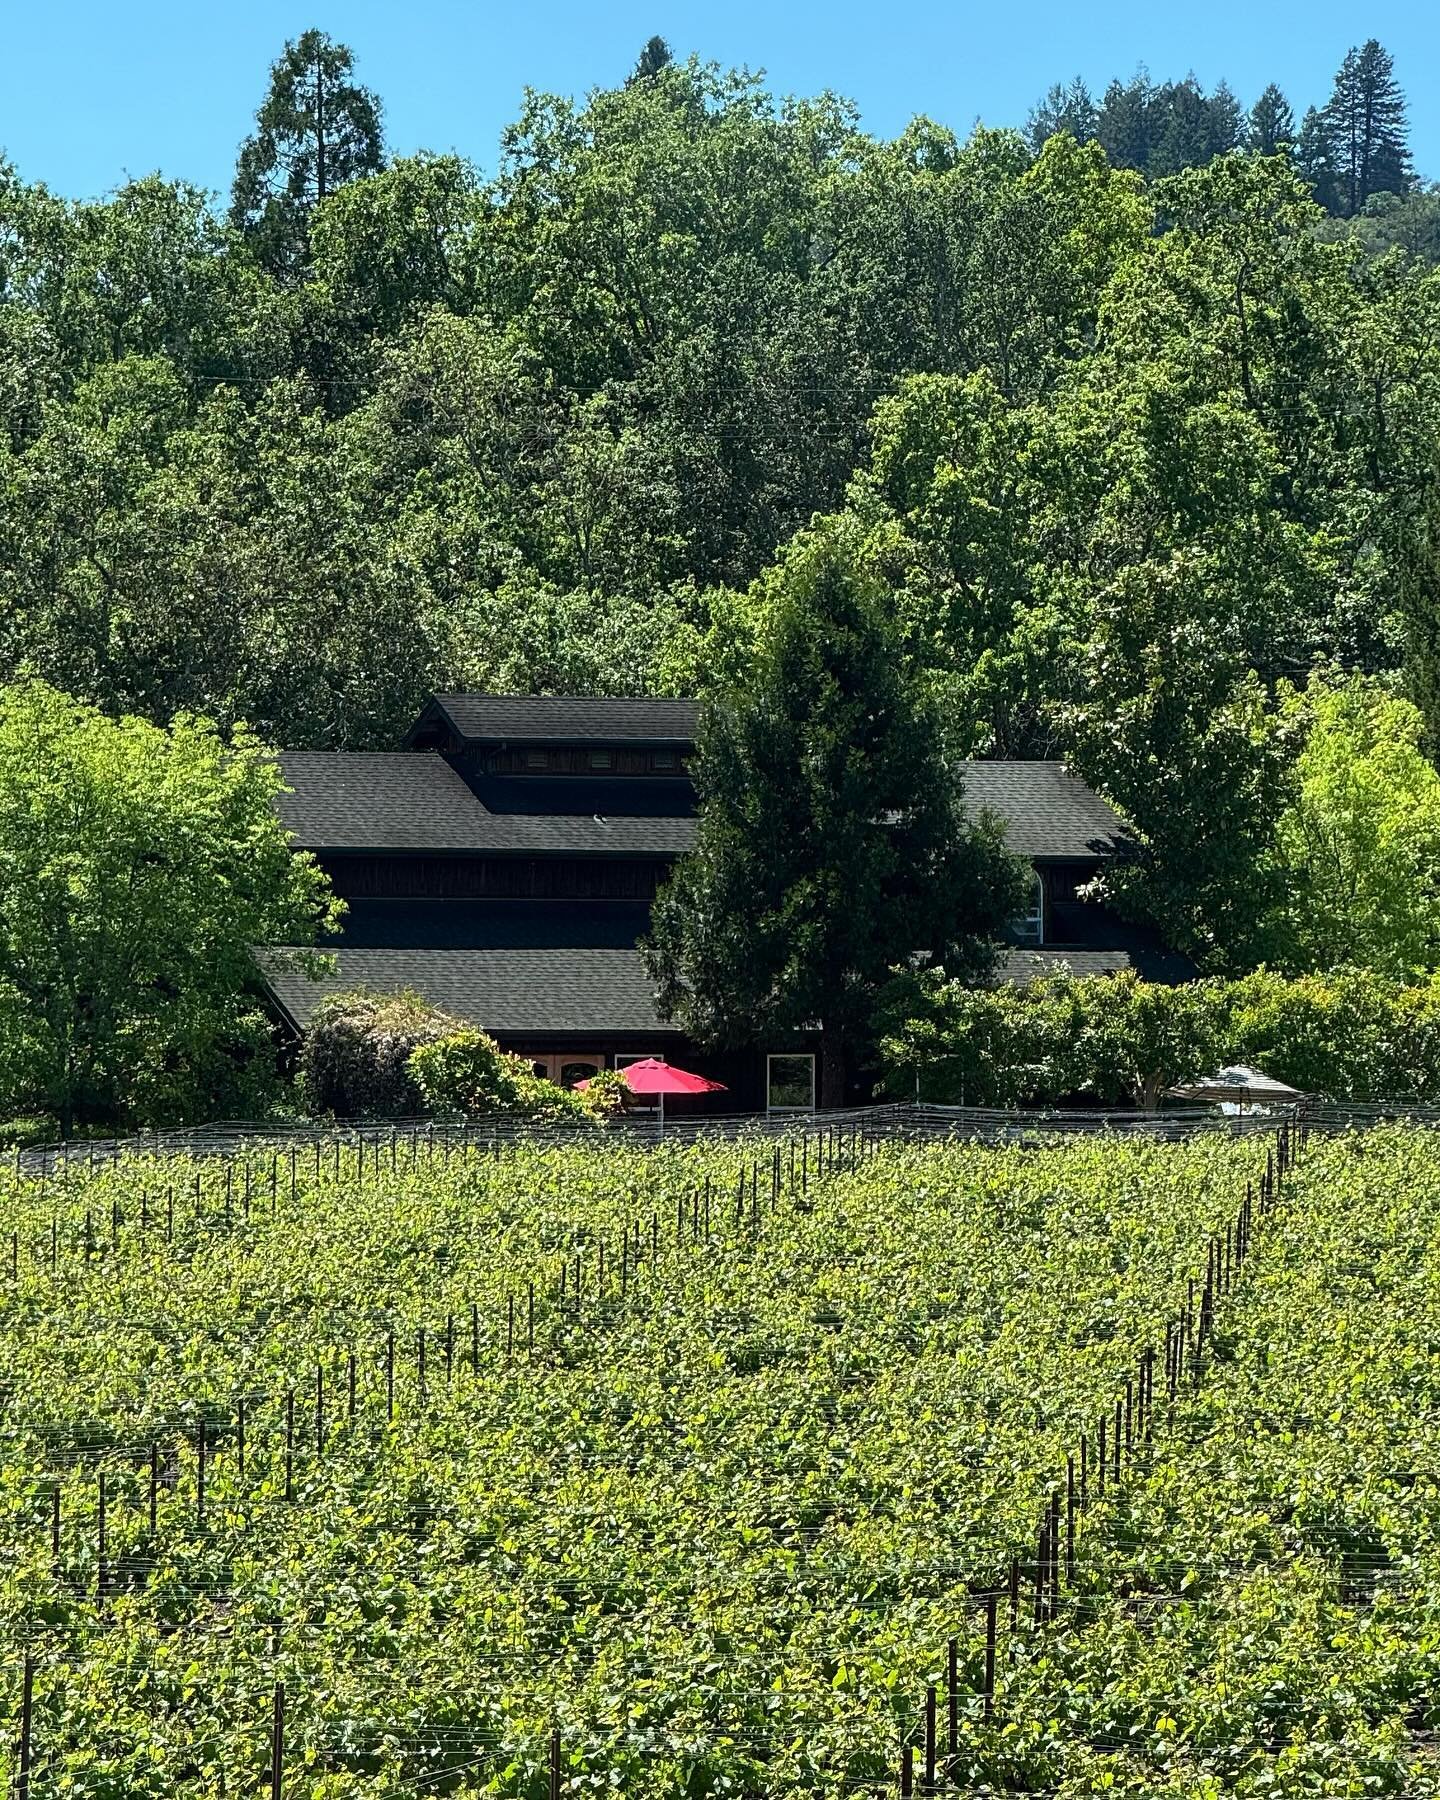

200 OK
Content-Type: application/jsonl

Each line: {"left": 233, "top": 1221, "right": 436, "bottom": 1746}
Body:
{"left": 321, "top": 853, "right": 670, "bottom": 901}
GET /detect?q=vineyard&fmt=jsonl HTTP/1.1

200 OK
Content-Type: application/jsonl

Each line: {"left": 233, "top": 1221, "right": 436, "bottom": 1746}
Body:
{"left": 0, "top": 1120, "right": 1436, "bottom": 1796}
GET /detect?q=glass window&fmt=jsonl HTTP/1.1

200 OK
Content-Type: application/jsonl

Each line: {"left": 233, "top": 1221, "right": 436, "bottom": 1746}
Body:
{"left": 653, "top": 750, "right": 675, "bottom": 769}
{"left": 558, "top": 1060, "right": 600, "bottom": 1089}
{"left": 767, "top": 1054, "right": 815, "bottom": 1113}
{"left": 589, "top": 749, "right": 613, "bottom": 769}
{"left": 525, "top": 749, "right": 548, "bottom": 769}
{"left": 1012, "top": 875, "right": 1044, "bottom": 945}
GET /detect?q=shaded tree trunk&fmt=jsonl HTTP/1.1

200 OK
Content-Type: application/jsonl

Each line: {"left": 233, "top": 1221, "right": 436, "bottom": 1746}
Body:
{"left": 820, "top": 1028, "right": 848, "bottom": 1110}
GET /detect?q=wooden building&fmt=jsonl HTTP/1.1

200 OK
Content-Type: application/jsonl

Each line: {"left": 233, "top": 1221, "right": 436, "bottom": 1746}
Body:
{"left": 259, "top": 694, "right": 1189, "bottom": 1111}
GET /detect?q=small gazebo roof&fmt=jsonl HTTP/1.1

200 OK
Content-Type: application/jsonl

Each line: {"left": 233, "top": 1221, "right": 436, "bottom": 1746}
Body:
{"left": 1166, "top": 1065, "right": 1306, "bottom": 1104}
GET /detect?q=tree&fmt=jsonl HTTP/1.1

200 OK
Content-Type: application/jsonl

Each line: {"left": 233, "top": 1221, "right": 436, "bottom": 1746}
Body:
{"left": 1205, "top": 81, "right": 1247, "bottom": 158}
{"left": 1266, "top": 675, "right": 1440, "bottom": 977}
{"left": 1295, "top": 105, "right": 1341, "bottom": 213}
{"left": 1026, "top": 78, "right": 1097, "bottom": 152}
{"left": 0, "top": 682, "right": 341, "bottom": 1132}
{"left": 1321, "top": 39, "right": 1410, "bottom": 217}
{"left": 629, "top": 36, "right": 673, "bottom": 83}
{"left": 230, "top": 29, "right": 384, "bottom": 279}
{"left": 641, "top": 519, "right": 1030, "bottom": 1105}
{"left": 1096, "top": 74, "right": 1155, "bottom": 173}
{"left": 1248, "top": 84, "right": 1295, "bottom": 156}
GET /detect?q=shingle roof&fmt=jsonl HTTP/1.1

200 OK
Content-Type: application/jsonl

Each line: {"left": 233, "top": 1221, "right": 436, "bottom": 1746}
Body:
{"left": 420, "top": 694, "right": 699, "bottom": 746}
{"left": 995, "top": 946, "right": 1195, "bottom": 986}
{"left": 960, "top": 762, "right": 1130, "bottom": 860}
{"left": 278, "top": 754, "right": 696, "bottom": 855}
{"left": 259, "top": 946, "right": 671, "bottom": 1035}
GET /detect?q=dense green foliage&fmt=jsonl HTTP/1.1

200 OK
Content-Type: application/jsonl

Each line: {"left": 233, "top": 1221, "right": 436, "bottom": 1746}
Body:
{"left": 295, "top": 988, "right": 466, "bottom": 1117}
{"left": 408, "top": 1028, "right": 609, "bottom": 1123}
{"left": 0, "top": 1123, "right": 1434, "bottom": 1794}
{"left": 0, "top": 33, "right": 1438, "bottom": 983}
{"left": 881, "top": 963, "right": 1440, "bottom": 1105}
{"left": 643, "top": 520, "right": 1029, "bottom": 1099}
{"left": 0, "top": 682, "right": 338, "bottom": 1134}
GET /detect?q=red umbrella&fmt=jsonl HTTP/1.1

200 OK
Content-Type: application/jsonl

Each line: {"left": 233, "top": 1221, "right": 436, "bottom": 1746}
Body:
{"left": 577, "top": 1058, "right": 727, "bottom": 1133}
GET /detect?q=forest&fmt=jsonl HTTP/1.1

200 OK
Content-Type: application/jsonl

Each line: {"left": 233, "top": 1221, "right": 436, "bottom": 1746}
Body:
{"left": 1, "top": 28, "right": 1440, "bottom": 1126}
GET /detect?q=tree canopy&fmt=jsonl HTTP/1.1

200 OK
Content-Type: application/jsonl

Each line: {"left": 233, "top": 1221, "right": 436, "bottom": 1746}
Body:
{"left": 0, "top": 683, "right": 340, "bottom": 1132}
{"left": 642, "top": 520, "right": 1029, "bottom": 1103}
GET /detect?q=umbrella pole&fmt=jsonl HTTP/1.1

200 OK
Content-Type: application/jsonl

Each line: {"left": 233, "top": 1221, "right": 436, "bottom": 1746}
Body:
{"left": 659, "top": 1089, "right": 665, "bottom": 1140}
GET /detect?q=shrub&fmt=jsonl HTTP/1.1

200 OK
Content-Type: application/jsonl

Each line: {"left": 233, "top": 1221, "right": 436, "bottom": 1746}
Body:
{"left": 297, "top": 988, "right": 465, "bottom": 1117}
{"left": 407, "top": 1029, "right": 599, "bottom": 1124}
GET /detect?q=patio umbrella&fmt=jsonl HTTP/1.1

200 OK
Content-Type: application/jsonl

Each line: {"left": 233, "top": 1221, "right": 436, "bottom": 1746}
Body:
{"left": 577, "top": 1058, "right": 727, "bottom": 1135}
{"left": 1165, "top": 1065, "right": 1306, "bottom": 1108}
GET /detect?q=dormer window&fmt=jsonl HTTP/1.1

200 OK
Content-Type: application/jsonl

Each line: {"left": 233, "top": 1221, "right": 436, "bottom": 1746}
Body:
{"left": 1013, "top": 874, "right": 1044, "bottom": 945}
{"left": 525, "top": 750, "right": 549, "bottom": 770}
{"left": 589, "top": 750, "right": 612, "bottom": 769}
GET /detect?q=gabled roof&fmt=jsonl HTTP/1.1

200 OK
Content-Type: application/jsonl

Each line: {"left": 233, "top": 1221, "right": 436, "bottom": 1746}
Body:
{"left": 259, "top": 946, "right": 672, "bottom": 1035}
{"left": 995, "top": 946, "right": 1195, "bottom": 985}
{"left": 277, "top": 753, "right": 696, "bottom": 856}
{"left": 960, "top": 761, "right": 1130, "bottom": 861}
{"left": 409, "top": 694, "right": 699, "bottom": 748}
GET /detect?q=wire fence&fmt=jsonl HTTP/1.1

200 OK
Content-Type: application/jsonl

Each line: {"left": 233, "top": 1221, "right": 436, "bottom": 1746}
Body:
{"left": 9, "top": 1096, "right": 1310, "bottom": 1177}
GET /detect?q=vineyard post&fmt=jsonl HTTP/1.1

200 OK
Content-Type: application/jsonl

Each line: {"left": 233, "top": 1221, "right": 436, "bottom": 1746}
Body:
{"left": 984, "top": 1594, "right": 998, "bottom": 1720}
{"left": 1098, "top": 1417, "right": 1106, "bottom": 1496}
{"left": 1079, "top": 1433, "right": 1088, "bottom": 1509}
{"left": 900, "top": 1739, "right": 913, "bottom": 1796}
{"left": 1065, "top": 1455, "right": 1075, "bottom": 1583}
{"left": 924, "top": 1686, "right": 936, "bottom": 1789}
{"left": 285, "top": 1391, "right": 295, "bottom": 1501}
{"left": 947, "top": 1635, "right": 959, "bottom": 1753}
{"left": 1114, "top": 1398, "right": 1123, "bottom": 1481}
{"left": 1007, "top": 1559, "right": 1019, "bottom": 1633}
{"left": 270, "top": 1682, "right": 285, "bottom": 1800}
{"left": 51, "top": 1487, "right": 60, "bottom": 1568}
{"left": 17, "top": 1654, "right": 33, "bottom": 1800}
{"left": 348, "top": 1354, "right": 356, "bottom": 1424}
{"left": 549, "top": 1727, "right": 560, "bottom": 1800}
{"left": 418, "top": 1326, "right": 427, "bottom": 1404}
{"left": 387, "top": 1333, "right": 395, "bottom": 1420}
{"left": 315, "top": 1365, "right": 324, "bottom": 1456}
{"left": 471, "top": 1304, "right": 479, "bottom": 1372}
{"left": 97, "top": 1471, "right": 107, "bottom": 1598}
{"left": 197, "top": 1419, "right": 207, "bottom": 1527}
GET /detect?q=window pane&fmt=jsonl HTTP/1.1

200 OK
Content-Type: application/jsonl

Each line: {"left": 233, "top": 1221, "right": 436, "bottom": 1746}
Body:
{"left": 768, "top": 1055, "right": 814, "bottom": 1111}
{"left": 559, "top": 1061, "right": 600, "bottom": 1089}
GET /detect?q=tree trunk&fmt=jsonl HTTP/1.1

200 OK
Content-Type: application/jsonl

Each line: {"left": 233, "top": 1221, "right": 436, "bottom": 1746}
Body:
{"left": 819, "top": 1029, "right": 847, "bottom": 1111}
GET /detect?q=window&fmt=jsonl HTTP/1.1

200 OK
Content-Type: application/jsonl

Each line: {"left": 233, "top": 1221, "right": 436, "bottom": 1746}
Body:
{"left": 589, "top": 750, "right": 613, "bottom": 769}
{"left": 653, "top": 750, "right": 675, "bottom": 769}
{"left": 525, "top": 749, "right": 549, "bottom": 770}
{"left": 767, "top": 1053, "right": 815, "bottom": 1114}
{"left": 558, "top": 1060, "right": 600, "bottom": 1089}
{"left": 1012, "top": 874, "right": 1044, "bottom": 946}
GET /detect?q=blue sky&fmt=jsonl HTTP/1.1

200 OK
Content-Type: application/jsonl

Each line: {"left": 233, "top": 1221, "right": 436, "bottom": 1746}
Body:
{"left": 3, "top": 0, "right": 1436, "bottom": 202}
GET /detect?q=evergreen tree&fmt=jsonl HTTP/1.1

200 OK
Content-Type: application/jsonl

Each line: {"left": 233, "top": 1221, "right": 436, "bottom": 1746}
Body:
{"left": 629, "top": 36, "right": 674, "bottom": 82}
{"left": 1206, "top": 81, "right": 1247, "bottom": 158}
{"left": 1096, "top": 74, "right": 1155, "bottom": 173}
{"left": 1249, "top": 83, "right": 1295, "bottom": 156}
{"left": 1322, "top": 39, "right": 1411, "bottom": 216}
{"left": 1026, "top": 77, "right": 1098, "bottom": 152}
{"left": 1148, "top": 77, "right": 1214, "bottom": 177}
{"left": 641, "top": 521, "right": 1029, "bottom": 1105}
{"left": 230, "top": 29, "right": 384, "bottom": 279}
{"left": 1296, "top": 105, "right": 1341, "bottom": 213}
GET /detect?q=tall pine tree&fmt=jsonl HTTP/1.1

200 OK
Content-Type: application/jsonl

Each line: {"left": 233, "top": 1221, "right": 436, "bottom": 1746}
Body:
{"left": 641, "top": 522, "right": 1028, "bottom": 1106}
{"left": 1322, "top": 39, "right": 1411, "bottom": 216}
{"left": 1248, "top": 84, "right": 1295, "bottom": 157}
{"left": 1026, "top": 78, "right": 1098, "bottom": 152}
{"left": 231, "top": 29, "right": 385, "bottom": 279}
